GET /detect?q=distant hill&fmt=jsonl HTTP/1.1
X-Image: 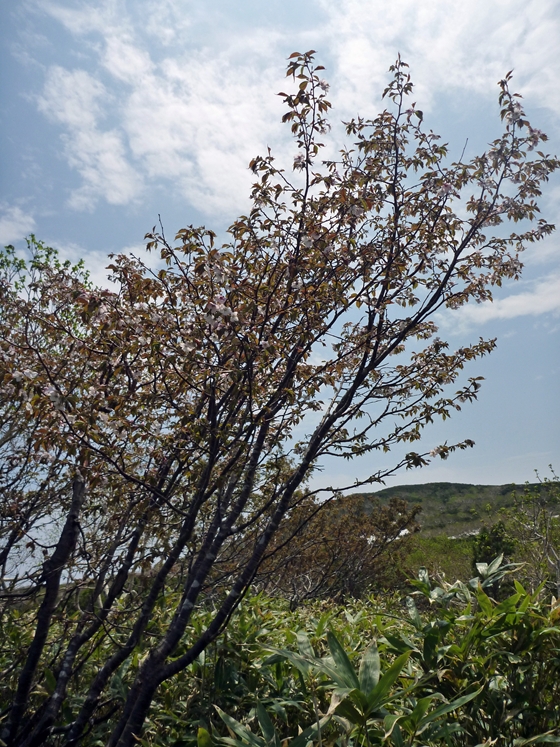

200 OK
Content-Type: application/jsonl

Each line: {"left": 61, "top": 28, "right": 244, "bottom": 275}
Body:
{"left": 354, "top": 482, "right": 541, "bottom": 537}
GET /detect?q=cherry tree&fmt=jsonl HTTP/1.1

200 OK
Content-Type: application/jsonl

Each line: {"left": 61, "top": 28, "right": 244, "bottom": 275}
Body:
{"left": 0, "top": 52, "right": 557, "bottom": 747}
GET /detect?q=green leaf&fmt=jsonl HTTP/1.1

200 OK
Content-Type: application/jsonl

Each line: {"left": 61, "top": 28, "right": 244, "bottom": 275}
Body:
{"left": 296, "top": 631, "right": 315, "bottom": 660}
{"left": 215, "top": 707, "right": 264, "bottom": 747}
{"left": 358, "top": 641, "right": 380, "bottom": 694}
{"left": 327, "top": 631, "right": 360, "bottom": 689}
{"left": 487, "top": 554, "right": 504, "bottom": 575}
{"left": 418, "top": 687, "right": 483, "bottom": 730}
{"left": 314, "top": 610, "right": 331, "bottom": 637}
{"left": 427, "top": 722, "right": 464, "bottom": 741}
{"left": 406, "top": 696, "right": 433, "bottom": 728}
{"left": 383, "top": 632, "right": 418, "bottom": 655}
{"left": 366, "top": 652, "right": 411, "bottom": 713}
{"left": 383, "top": 712, "right": 401, "bottom": 738}
{"left": 422, "top": 627, "right": 440, "bottom": 665}
{"left": 513, "top": 733, "right": 560, "bottom": 746}
{"left": 256, "top": 702, "right": 278, "bottom": 747}
{"left": 44, "top": 668, "right": 57, "bottom": 695}
{"left": 263, "top": 647, "right": 312, "bottom": 677}
{"left": 198, "top": 727, "right": 213, "bottom": 747}
{"left": 389, "top": 721, "right": 405, "bottom": 747}
{"left": 476, "top": 590, "right": 493, "bottom": 617}
{"left": 330, "top": 694, "right": 364, "bottom": 725}
{"left": 405, "top": 596, "right": 423, "bottom": 631}
{"left": 289, "top": 716, "right": 331, "bottom": 747}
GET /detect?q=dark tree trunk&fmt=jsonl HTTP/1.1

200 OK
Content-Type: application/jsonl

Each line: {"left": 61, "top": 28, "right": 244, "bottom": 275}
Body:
{"left": 4, "top": 478, "right": 85, "bottom": 747}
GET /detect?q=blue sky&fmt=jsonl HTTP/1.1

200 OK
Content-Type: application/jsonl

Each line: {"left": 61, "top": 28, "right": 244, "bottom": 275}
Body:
{"left": 1, "top": 0, "right": 559, "bottom": 489}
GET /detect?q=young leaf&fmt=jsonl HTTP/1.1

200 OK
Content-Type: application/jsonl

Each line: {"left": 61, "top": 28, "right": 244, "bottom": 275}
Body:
{"left": 358, "top": 642, "right": 380, "bottom": 694}
{"left": 256, "top": 701, "right": 278, "bottom": 747}
{"left": 198, "top": 727, "right": 213, "bottom": 747}
{"left": 366, "top": 652, "right": 411, "bottom": 713}
{"left": 326, "top": 631, "right": 360, "bottom": 689}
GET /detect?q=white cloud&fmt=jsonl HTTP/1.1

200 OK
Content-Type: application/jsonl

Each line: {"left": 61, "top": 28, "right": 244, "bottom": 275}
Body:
{"left": 38, "top": 66, "right": 143, "bottom": 210}
{"left": 31, "top": 0, "right": 560, "bottom": 219}
{"left": 0, "top": 205, "right": 35, "bottom": 244}
{"left": 39, "top": 0, "right": 193, "bottom": 43}
{"left": 319, "top": 0, "right": 560, "bottom": 117}
{"left": 455, "top": 274, "right": 560, "bottom": 326}
{"left": 102, "top": 35, "right": 154, "bottom": 84}
{"left": 35, "top": 3, "right": 296, "bottom": 216}
{"left": 122, "top": 52, "right": 288, "bottom": 215}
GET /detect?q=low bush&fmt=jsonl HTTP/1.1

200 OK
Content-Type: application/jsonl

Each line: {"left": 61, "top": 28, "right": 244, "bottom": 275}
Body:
{"left": 212, "top": 559, "right": 560, "bottom": 747}
{"left": 6, "top": 559, "right": 559, "bottom": 746}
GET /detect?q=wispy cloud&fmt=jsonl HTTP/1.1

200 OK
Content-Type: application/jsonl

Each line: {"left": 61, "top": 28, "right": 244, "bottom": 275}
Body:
{"left": 319, "top": 0, "right": 560, "bottom": 116}
{"left": 0, "top": 205, "right": 35, "bottom": 244}
{"left": 448, "top": 274, "right": 560, "bottom": 329}
{"left": 32, "top": 0, "right": 560, "bottom": 218}
{"left": 35, "top": 3, "right": 292, "bottom": 215}
{"left": 37, "top": 66, "right": 143, "bottom": 210}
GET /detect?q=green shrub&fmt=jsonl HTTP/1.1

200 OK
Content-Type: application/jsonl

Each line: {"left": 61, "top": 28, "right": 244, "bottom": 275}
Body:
{"left": 2, "top": 562, "right": 559, "bottom": 746}
{"left": 212, "top": 560, "right": 560, "bottom": 747}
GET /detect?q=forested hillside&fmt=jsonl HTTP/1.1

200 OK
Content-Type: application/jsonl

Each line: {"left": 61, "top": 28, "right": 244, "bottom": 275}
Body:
{"left": 358, "top": 481, "right": 542, "bottom": 536}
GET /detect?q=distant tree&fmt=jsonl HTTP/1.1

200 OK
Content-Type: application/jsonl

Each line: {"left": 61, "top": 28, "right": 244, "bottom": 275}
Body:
{"left": 472, "top": 520, "right": 516, "bottom": 599}
{"left": 0, "top": 52, "right": 558, "bottom": 747}
{"left": 506, "top": 471, "right": 560, "bottom": 595}
{"left": 256, "top": 494, "right": 420, "bottom": 606}
{"left": 472, "top": 520, "right": 516, "bottom": 570}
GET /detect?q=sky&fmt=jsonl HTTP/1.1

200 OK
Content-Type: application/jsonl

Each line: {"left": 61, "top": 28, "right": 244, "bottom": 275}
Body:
{"left": 1, "top": 0, "right": 559, "bottom": 490}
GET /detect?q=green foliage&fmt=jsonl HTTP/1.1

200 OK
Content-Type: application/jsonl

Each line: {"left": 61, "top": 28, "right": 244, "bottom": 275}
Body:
{"left": 358, "top": 482, "right": 544, "bottom": 536}
{"left": 472, "top": 520, "right": 516, "bottom": 571}
{"left": 402, "top": 535, "right": 474, "bottom": 583}
{"left": 1, "top": 562, "right": 559, "bottom": 746}
{"left": 504, "top": 471, "right": 560, "bottom": 596}
{"left": 211, "top": 560, "right": 560, "bottom": 747}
